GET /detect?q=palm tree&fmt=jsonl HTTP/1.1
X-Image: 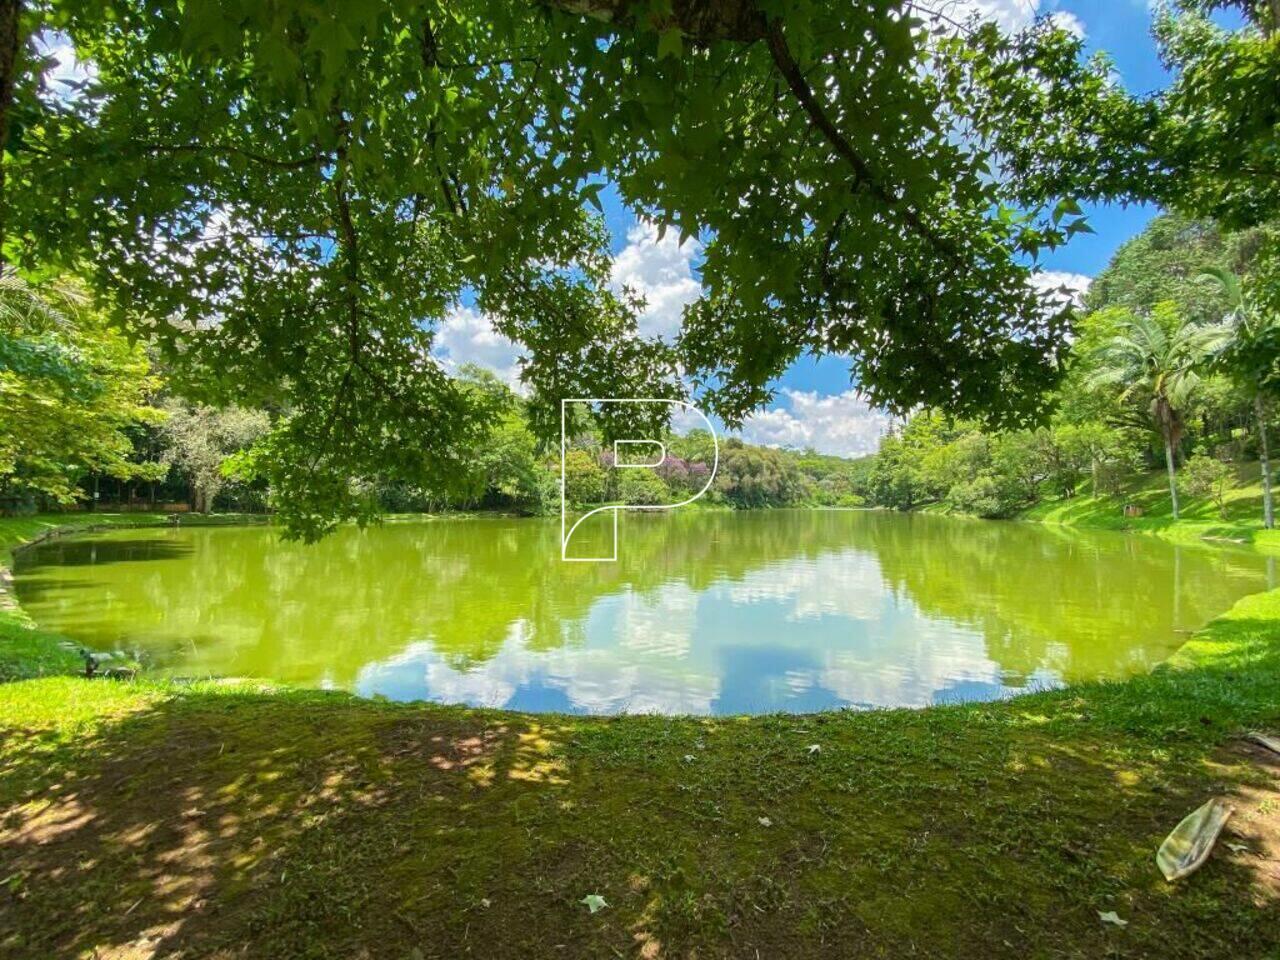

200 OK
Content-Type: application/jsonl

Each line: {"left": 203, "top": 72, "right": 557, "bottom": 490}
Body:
{"left": 0, "top": 267, "right": 87, "bottom": 333}
{"left": 1087, "top": 309, "right": 1216, "bottom": 520}
{"left": 1200, "top": 266, "right": 1279, "bottom": 529}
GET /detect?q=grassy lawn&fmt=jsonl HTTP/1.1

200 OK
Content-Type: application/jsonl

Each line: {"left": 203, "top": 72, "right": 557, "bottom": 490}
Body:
{"left": 1020, "top": 462, "right": 1280, "bottom": 553}
{"left": 1, "top": 515, "right": 1279, "bottom": 958}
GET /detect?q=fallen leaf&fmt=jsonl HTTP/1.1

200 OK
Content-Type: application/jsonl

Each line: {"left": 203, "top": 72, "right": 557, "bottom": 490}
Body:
{"left": 580, "top": 894, "right": 608, "bottom": 914}
{"left": 1098, "top": 910, "right": 1128, "bottom": 928}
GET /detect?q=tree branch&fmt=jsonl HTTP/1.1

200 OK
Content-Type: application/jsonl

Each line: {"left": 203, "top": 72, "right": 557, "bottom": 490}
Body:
{"left": 545, "top": 0, "right": 767, "bottom": 43}
{"left": 763, "top": 17, "right": 960, "bottom": 264}
{"left": 141, "top": 142, "right": 325, "bottom": 170}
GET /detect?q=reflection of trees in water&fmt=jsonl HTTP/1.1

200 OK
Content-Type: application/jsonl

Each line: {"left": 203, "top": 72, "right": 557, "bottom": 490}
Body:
{"left": 15, "top": 513, "right": 877, "bottom": 686}
{"left": 852, "top": 513, "right": 1269, "bottom": 682}
{"left": 15, "top": 512, "right": 1271, "bottom": 695}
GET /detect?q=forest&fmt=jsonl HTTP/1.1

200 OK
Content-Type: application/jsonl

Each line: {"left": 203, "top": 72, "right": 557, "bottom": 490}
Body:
{"left": 857, "top": 214, "right": 1279, "bottom": 523}
{"left": 2, "top": 2, "right": 1280, "bottom": 959}
{"left": 0, "top": 277, "right": 864, "bottom": 516}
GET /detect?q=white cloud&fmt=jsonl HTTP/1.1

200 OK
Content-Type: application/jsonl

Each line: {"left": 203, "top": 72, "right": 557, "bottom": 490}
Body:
{"left": 433, "top": 305, "right": 526, "bottom": 390}
{"left": 1030, "top": 269, "right": 1092, "bottom": 306}
{"left": 739, "top": 388, "right": 891, "bottom": 458}
{"left": 610, "top": 219, "right": 702, "bottom": 341}
{"left": 1047, "top": 10, "right": 1086, "bottom": 38}
{"left": 931, "top": 0, "right": 1086, "bottom": 37}
{"left": 727, "top": 550, "right": 889, "bottom": 623}
{"left": 955, "top": 0, "right": 1040, "bottom": 31}
{"left": 37, "top": 31, "right": 96, "bottom": 98}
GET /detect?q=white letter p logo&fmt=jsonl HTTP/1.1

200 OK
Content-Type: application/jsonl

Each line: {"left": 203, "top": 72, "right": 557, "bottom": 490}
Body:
{"left": 560, "top": 398, "right": 719, "bottom": 562}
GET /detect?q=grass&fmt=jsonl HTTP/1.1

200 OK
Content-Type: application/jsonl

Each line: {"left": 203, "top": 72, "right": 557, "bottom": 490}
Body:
{"left": 1, "top": 513, "right": 1280, "bottom": 957}
{"left": 1020, "top": 461, "right": 1280, "bottom": 553}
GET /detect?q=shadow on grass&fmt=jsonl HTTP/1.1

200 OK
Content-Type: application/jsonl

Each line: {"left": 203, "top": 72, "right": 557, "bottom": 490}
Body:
{"left": 1, "top": 637, "right": 1279, "bottom": 959}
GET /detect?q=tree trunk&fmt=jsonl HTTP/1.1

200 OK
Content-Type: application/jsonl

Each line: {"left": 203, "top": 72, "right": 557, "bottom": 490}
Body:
{"left": 0, "top": 0, "right": 23, "bottom": 265}
{"left": 1164, "top": 434, "right": 1179, "bottom": 520}
{"left": 1258, "top": 394, "right": 1275, "bottom": 530}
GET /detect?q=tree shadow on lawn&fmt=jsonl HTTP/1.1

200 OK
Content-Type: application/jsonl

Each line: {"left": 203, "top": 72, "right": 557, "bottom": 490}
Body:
{"left": 0, "top": 663, "right": 1279, "bottom": 960}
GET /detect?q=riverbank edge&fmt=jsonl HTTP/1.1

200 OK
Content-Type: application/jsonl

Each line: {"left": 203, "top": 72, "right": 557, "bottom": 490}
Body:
{"left": 1018, "top": 511, "right": 1280, "bottom": 554}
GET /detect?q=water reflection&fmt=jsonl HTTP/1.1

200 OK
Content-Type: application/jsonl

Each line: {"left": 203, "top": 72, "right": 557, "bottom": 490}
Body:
{"left": 12, "top": 511, "right": 1271, "bottom": 714}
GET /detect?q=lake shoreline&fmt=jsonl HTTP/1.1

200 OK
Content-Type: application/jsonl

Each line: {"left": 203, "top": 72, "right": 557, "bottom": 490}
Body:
{"left": 8, "top": 509, "right": 1263, "bottom": 712}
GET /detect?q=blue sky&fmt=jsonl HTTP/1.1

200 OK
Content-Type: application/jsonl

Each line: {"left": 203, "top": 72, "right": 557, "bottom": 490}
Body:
{"left": 434, "top": 0, "right": 1176, "bottom": 456}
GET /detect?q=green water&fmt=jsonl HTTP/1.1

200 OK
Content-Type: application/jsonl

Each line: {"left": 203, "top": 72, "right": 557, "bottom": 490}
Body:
{"left": 12, "top": 511, "right": 1273, "bottom": 714}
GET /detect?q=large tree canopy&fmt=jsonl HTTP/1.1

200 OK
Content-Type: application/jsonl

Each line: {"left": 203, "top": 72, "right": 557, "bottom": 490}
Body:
{"left": 950, "top": 0, "right": 1280, "bottom": 229}
{"left": 2, "top": 0, "right": 1105, "bottom": 534}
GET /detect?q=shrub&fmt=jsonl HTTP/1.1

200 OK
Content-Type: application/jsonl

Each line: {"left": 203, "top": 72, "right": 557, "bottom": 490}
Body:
{"left": 1180, "top": 455, "right": 1232, "bottom": 518}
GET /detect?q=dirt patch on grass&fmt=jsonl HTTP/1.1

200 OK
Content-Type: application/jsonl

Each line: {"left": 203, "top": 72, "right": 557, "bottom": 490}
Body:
{"left": 1216, "top": 739, "right": 1280, "bottom": 904}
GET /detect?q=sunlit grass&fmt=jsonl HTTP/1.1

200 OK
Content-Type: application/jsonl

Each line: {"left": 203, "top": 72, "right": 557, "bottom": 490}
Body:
{"left": 1021, "top": 461, "right": 1280, "bottom": 552}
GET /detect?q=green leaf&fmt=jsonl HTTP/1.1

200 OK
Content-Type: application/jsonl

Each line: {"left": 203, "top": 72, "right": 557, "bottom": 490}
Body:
{"left": 580, "top": 182, "right": 605, "bottom": 213}
{"left": 657, "top": 28, "right": 683, "bottom": 61}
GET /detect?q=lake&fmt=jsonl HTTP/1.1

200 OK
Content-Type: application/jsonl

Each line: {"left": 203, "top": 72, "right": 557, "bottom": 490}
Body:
{"left": 12, "top": 511, "right": 1274, "bottom": 714}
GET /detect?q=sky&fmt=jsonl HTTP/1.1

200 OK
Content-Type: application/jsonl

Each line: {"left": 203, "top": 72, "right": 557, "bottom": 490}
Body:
{"left": 40, "top": 3, "right": 1173, "bottom": 458}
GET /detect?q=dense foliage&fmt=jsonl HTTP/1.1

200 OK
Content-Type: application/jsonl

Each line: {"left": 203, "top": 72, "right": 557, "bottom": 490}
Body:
{"left": 0, "top": 2, "right": 1275, "bottom": 535}
{"left": 954, "top": 0, "right": 1280, "bottom": 230}
{"left": 0, "top": 0, "right": 1147, "bottom": 535}
{"left": 858, "top": 215, "right": 1280, "bottom": 524}
{"left": 2, "top": 332, "right": 867, "bottom": 517}
{"left": 0, "top": 271, "right": 164, "bottom": 508}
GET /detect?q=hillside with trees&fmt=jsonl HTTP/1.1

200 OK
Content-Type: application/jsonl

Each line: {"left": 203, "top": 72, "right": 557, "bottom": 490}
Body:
{"left": 856, "top": 215, "right": 1279, "bottom": 527}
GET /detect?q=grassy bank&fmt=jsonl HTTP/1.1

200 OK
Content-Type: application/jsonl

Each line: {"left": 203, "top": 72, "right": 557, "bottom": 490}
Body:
{"left": 2, "top": 515, "right": 1280, "bottom": 958}
{"left": 1019, "top": 462, "right": 1280, "bottom": 553}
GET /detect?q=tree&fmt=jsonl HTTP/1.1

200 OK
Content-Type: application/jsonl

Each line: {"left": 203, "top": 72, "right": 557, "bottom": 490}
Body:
{"left": 0, "top": 269, "right": 163, "bottom": 506}
{"left": 563, "top": 449, "right": 606, "bottom": 506}
{"left": 991, "top": 431, "right": 1049, "bottom": 505}
{"left": 0, "top": 2, "right": 1106, "bottom": 536}
{"left": 1200, "top": 261, "right": 1280, "bottom": 528}
{"left": 1084, "top": 215, "right": 1260, "bottom": 323}
{"left": 1049, "top": 421, "right": 1140, "bottom": 499}
{"left": 715, "top": 445, "right": 803, "bottom": 509}
{"left": 667, "top": 429, "right": 718, "bottom": 469}
{"left": 953, "top": 2, "right": 1280, "bottom": 231}
{"left": 866, "top": 435, "right": 920, "bottom": 511}
{"left": 617, "top": 468, "right": 670, "bottom": 506}
{"left": 1086, "top": 306, "right": 1216, "bottom": 519}
{"left": 160, "top": 400, "right": 270, "bottom": 513}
